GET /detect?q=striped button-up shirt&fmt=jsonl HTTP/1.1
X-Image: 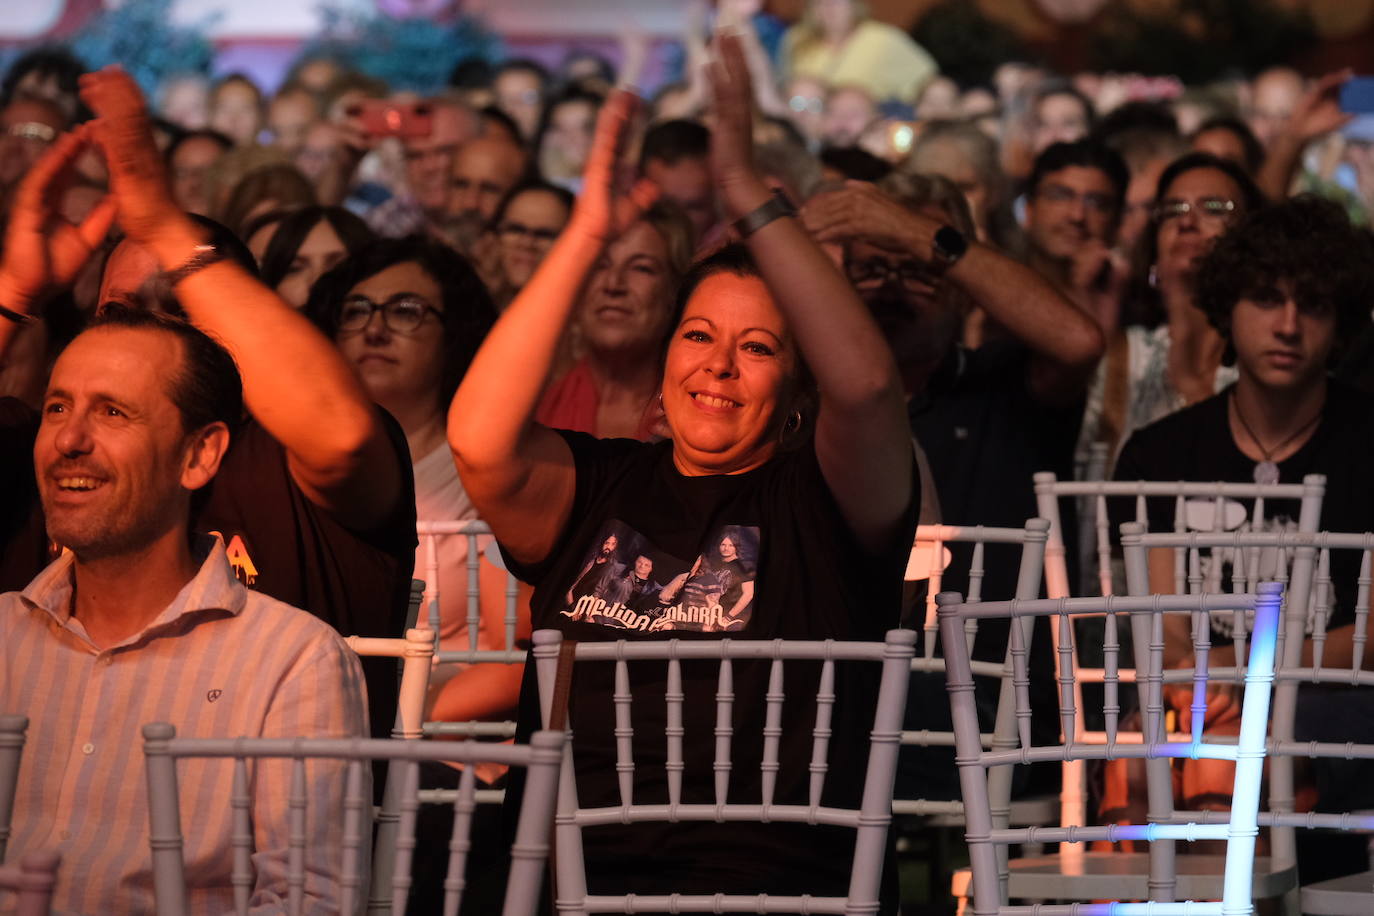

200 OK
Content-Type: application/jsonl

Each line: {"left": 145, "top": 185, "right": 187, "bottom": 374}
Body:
{"left": 1, "top": 537, "right": 369, "bottom": 914}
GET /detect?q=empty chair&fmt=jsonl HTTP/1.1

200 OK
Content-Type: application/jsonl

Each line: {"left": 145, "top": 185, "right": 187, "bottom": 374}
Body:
{"left": 1033, "top": 472, "right": 1325, "bottom": 829}
{"left": 1125, "top": 527, "right": 1374, "bottom": 914}
{"left": 141, "top": 723, "right": 564, "bottom": 916}
{"left": 940, "top": 583, "right": 1283, "bottom": 912}
{"left": 532, "top": 627, "right": 916, "bottom": 914}
{"left": 0, "top": 849, "right": 60, "bottom": 916}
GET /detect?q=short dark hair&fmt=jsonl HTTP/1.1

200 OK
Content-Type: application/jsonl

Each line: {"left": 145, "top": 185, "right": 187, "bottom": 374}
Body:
{"left": 535, "top": 87, "right": 603, "bottom": 156}
{"left": 1092, "top": 100, "right": 1178, "bottom": 145}
{"left": 478, "top": 105, "right": 522, "bottom": 145}
{"left": 1191, "top": 115, "right": 1265, "bottom": 175}
{"left": 1154, "top": 151, "right": 1264, "bottom": 212}
{"left": 165, "top": 128, "right": 233, "bottom": 167}
{"left": 82, "top": 305, "right": 244, "bottom": 436}
{"left": 1, "top": 46, "right": 86, "bottom": 115}
{"left": 211, "top": 73, "right": 263, "bottom": 108}
{"left": 491, "top": 179, "right": 575, "bottom": 228}
{"left": 305, "top": 237, "right": 497, "bottom": 404}
{"left": 258, "top": 206, "right": 375, "bottom": 290}
{"left": 818, "top": 146, "right": 893, "bottom": 183}
{"left": 495, "top": 58, "right": 551, "bottom": 91}
{"left": 1028, "top": 139, "right": 1129, "bottom": 208}
{"left": 639, "top": 119, "right": 711, "bottom": 171}
{"left": 1196, "top": 195, "right": 1374, "bottom": 366}
{"left": 449, "top": 57, "right": 495, "bottom": 90}
{"left": 1031, "top": 79, "right": 1094, "bottom": 132}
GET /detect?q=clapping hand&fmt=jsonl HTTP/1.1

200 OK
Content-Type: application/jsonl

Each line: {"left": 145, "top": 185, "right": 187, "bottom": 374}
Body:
{"left": 569, "top": 89, "right": 658, "bottom": 243}
{"left": 0, "top": 127, "right": 116, "bottom": 310}
{"left": 79, "top": 67, "right": 183, "bottom": 246}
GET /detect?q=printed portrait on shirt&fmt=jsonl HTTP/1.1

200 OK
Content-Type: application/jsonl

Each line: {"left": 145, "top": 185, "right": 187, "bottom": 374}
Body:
{"left": 561, "top": 521, "right": 761, "bottom": 633}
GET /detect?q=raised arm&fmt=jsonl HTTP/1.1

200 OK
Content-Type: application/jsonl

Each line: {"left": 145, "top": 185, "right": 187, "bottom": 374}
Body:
{"left": 708, "top": 33, "right": 913, "bottom": 553}
{"left": 447, "top": 91, "right": 655, "bottom": 565}
{"left": 803, "top": 182, "right": 1104, "bottom": 405}
{"left": 80, "top": 68, "right": 403, "bottom": 530}
{"left": 0, "top": 128, "right": 115, "bottom": 360}
{"left": 1256, "top": 70, "right": 1352, "bottom": 203}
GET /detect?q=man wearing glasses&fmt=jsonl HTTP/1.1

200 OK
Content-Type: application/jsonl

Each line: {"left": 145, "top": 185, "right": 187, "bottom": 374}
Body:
{"left": 802, "top": 170, "right": 1104, "bottom": 798}
{"left": 1022, "top": 139, "right": 1129, "bottom": 330}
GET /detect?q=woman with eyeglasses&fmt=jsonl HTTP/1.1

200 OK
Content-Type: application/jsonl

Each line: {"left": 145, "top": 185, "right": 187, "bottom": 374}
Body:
{"left": 305, "top": 237, "right": 528, "bottom": 726}
{"left": 1076, "top": 152, "right": 1266, "bottom": 471}
{"left": 485, "top": 180, "right": 573, "bottom": 309}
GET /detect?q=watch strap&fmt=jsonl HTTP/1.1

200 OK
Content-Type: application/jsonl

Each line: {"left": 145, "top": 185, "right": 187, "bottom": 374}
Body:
{"left": 161, "top": 243, "right": 227, "bottom": 288}
{"left": 732, "top": 188, "right": 797, "bottom": 239}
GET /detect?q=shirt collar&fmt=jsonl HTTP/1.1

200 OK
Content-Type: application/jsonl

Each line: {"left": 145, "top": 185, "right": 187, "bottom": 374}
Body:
{"left": 20, "top": 535, "right": 249, "bottom": 642}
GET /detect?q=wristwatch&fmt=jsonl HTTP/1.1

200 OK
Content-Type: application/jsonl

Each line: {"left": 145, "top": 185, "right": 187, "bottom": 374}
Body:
{"left": 931, "top": 225, "right": 969, "bottom": 269}
{"left": 732, "top": 188, "right": 797, "bottom": 239}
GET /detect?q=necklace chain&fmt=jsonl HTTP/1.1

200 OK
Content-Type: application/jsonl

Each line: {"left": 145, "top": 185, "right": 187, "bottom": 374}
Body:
{"left": 1230, "top": 390, "right": 1322, "bottom": 463}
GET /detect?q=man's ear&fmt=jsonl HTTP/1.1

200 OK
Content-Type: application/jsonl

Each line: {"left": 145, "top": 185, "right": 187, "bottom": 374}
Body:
{"left": 180, "top": 421, "right": 231, "bottom": 492}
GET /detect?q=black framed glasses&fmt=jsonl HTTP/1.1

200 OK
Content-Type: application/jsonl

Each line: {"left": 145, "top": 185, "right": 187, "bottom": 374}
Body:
{"left": 498, "top": 221, "right": 561, "bottom": 245}
{"left": 845, "top": 257, "right": 941, "bottom": 291}
{"left": 1152, "top": 197, "right": 1237, "bottom": 224}
{"left": 337, "top": 295, "right": 440, "bottom": 334}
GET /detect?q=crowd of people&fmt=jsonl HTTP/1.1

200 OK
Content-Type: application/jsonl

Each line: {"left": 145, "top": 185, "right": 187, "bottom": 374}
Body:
{"left": 2, "top": 0, "right": 1374, "bottom": 910}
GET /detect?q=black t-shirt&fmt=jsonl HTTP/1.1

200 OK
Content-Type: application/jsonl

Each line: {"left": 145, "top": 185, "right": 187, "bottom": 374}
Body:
{"left": 1114, "top": 380, "right": 1374, "bottom": 636}
{"left": 905, "top": 343, "right": 1082, "bottom": 797}
{"left": 503, "top": 430, "right": 917, "bottom": 902}
{"left": 0, "top": 399, "right": 417, "bottom": 740}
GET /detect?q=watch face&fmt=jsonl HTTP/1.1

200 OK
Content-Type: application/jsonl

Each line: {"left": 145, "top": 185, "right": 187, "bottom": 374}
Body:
{"left": 934, "top": 225, "right": 968, "bottom": 261}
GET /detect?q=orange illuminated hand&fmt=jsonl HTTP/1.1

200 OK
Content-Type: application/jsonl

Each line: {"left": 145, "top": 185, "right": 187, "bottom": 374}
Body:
{"left": 0, "top": 126, "right": 116, "bottom": 309}
{"left": 569, "top": 89, "right": 658, "bottom": 242}
{"left": 79, "top": 66, "right": 183, "bottom": 245}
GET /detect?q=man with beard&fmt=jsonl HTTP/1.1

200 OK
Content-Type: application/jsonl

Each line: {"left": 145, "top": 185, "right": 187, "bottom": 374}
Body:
{"left": 443, "top": 135, "right": 528, "bottom": 255}
{"left": 803, "top": 172, "right": 1102, "bottom": 798}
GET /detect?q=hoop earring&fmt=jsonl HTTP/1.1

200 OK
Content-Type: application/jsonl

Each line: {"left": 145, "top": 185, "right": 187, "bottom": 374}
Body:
{"left": 785, "top": 409, "right": 802, "bottom": 432}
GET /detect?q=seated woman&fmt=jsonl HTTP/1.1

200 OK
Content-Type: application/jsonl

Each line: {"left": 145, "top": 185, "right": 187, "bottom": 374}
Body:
{"left": 535, "top": 199, "right": 694, "bottom": 440}
{"left": 484, "top": 179, "right": 573, "bottom": 309}
{"left": 306, "top": 236, "right": 525, "bottom": 720}
{"left": 259, "top": 205, "right": 374, "bottom": 308}
{"left": 447, "top": 35, "right": 915, "bottom": 907}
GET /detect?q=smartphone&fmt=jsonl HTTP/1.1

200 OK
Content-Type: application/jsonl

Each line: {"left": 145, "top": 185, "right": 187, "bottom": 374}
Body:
{"left": 349, "top": 100, "right": 434, "bottom": 139}
{"left": 1339, "top": 77, "right": 1374, "bottom": 114}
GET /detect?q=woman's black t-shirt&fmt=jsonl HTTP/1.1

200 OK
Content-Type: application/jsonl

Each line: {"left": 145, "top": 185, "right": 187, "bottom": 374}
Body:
{"left": 502, "top": 430, "right": 917, "bottom": 901}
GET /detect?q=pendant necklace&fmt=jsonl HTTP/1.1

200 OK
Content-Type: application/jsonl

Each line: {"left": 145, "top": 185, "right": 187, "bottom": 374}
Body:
{"left": 1230, "top": 390, "right": 1322, "bottom": 486}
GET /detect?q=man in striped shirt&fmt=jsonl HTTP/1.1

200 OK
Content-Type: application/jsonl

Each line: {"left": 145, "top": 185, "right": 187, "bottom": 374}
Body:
{"left": 0, "top": 307, "right": 369, "bottom": 913}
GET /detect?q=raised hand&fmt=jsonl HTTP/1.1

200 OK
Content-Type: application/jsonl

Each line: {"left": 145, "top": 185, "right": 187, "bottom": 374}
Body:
{"left": 1286, "top": 70, "right": 1354, "bottom": 144}
{"left": 705, "top": 30, "right": 767, "bottom": 214}
{"left": 802, "top": 182, "right": 933, "bottom": 257}
{"left": 0, "top": 127, "right": 116, "bottom": 310}
{"left": 569, "top": 89, "right": 658, "bottom": 242}
{"left": 78, "top": 66, "right": 182, "bottom": 245}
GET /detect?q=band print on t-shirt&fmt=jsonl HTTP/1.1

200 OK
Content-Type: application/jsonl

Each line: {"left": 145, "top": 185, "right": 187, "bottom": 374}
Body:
{"left": 561, "top": 520, "right": 760, "bottom": 633}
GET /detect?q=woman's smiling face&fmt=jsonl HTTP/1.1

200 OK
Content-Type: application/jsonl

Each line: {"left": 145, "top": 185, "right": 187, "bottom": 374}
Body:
{"left": 662, "top": 272, "right": 796, "bottom": 476}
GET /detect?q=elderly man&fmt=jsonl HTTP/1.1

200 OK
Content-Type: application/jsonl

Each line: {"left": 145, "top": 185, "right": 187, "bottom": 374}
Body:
{"left": 0, "top": 69, "right": 414, "bottom": 741}
{"left": 0, "top": 306, "right": 368, "bottom": 913}
{"left": 368, "top": 100, "right": 479, "bottom": 238}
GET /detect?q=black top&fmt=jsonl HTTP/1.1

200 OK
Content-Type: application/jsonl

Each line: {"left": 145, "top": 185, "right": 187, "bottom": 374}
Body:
{"left": 504, "top": 429, "right": 917, "bottom": 903}
{"left": 1114, "top": 379, "right": 1374, "bottom": 634}
{"left": 0, "top": 398, "right": 417, "bottom": 740}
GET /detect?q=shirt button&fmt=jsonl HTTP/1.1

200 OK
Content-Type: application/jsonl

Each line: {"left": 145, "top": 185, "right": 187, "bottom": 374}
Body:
{"left": 82, "top": 742, "right": 94, "bottom": 755}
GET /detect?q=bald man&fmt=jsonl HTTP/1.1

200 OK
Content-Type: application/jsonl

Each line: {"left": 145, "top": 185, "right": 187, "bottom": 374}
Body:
{"left": 442, "top": 135, "right": 528, "bottom": 253}
{"left": 1248, "top": 67, "right": 1304, "bottom": 149}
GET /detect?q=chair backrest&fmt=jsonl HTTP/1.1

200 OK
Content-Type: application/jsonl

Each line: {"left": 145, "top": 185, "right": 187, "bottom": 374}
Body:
{"left": 416, "top": 520, "right": 524, "bottom": 741}
{"left": 0, "top": 849, "right": 59, "bottom": 916}
{"left": 140, "top": 723, "right": 564, "bottom": 916}
{"left": 1124, "top": 526, "right": 1374, "bottom": 870}
{"left": 898, "top": 520, "right": 1049, "bottom": 820}
{"left": 531, "top": 627, "right": 916, "bottom": 913}
{"left": 0, "top": 715, "right": 26, "bottom": 863}
{"left": 939, "top": 583, "right": 1283, "bottom": 914}
{"left": 1032, "top": 472, "right": 1324, "bottom": 828}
